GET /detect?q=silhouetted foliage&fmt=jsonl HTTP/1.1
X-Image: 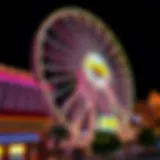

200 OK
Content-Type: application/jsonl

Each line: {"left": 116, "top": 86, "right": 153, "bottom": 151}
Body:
{"left": 138, "top": 128, "right": 156, "bottom": 146}
{"left": 49, "top": 124, "right": 69, "bottom": 140}
{"left": 92, "top": 131, "right": 121, "bottom": 154}
{"left": 72, "top": 148, "right": 86, "bottom": 160}
{"left": 48, "top": 125, "right": 69, "bottom": 159}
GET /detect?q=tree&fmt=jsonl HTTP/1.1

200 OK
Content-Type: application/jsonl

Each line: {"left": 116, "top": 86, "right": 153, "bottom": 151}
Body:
{"left": 49, "top": 124, "right": 69, "bottom": 140}
{"left": 108, "top": 133, "right": 121, "bottom": 151}
{"left": 48, "top": 125, "right": 70, "bottom": 160}
{"left": 48, "top": 124, "right": 69, "bottom": 152}
{"left": 92, "top": 131, "right": 121, "bottom": 154}
{"left": 138, "top": 128, "right": 156, "bottom": 147}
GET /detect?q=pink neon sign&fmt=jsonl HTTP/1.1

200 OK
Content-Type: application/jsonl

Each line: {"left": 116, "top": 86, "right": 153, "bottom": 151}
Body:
{"left": 0, "top": 71, "right": 50, "bottom": 90}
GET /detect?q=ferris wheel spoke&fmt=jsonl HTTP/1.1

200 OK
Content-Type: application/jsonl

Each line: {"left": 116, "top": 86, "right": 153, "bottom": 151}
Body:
{"left": 44, "top": 51, "right": 80, "bottom": 64}
{"left": 103, "top": 85, "right": 122, "bottom": 113}
{"left": 80, "top": 115, "right": 95, "bottom": 145}
{"left": 73, "top": 86, "right": 95, "bottom": 131}
{"left": 53, "top": 22, "right": 78, "bottom": 49}
{"left": 86, "top": 25, "right": 107, "bottom": 52}
{"left": 62, "top": 90, "right": 80, "bottom": 114}
{"left": 65, "top": 19, "right": 82, "bottom": 36}
{"left": 81, "top": 103, "right": 95, "bottom": 135}
{"left": 71, "top": 106, "right": 88, "bottom": 134}
{"left": 43, "top": 63, "right": 78, "bottom": 72}
{"left": 45, "top": 36, "right": 74, "bottom": 56}
{"left": 91, "top": 38, "right": 105, "bottom": 53}
{"left": 72, "top": 106, "right": 87, "bottom": 125}
{"left": 88, "top": 106, "right": 96, "bottom": 132}
{"left": 78, "top": 28, "right": 101, "bottom": 53}
{"left": 46, "top": 75, "right": 73, "bottom": 84}
{"left": 64, "top": 21, "right": 91, "bottom": 49}
{"left": 98, "top": 95, "right": 111, "bottom": 114}
{"left": 42, "top": 42, "right": 82, "bottom": 65}
{"left": 65, "top": 20, "right": 101, "bottom": 56}
{"left": 104, "top": 85, "right": 129, "bottom": 115}
{"left": 114, "top": 54, "right": 126, "bottom": 66}
{"left": 107, "top": 44, "right": 120, "bottom": 57}
{"left": 55, "top": 84, "right": 73, "bottom": 97}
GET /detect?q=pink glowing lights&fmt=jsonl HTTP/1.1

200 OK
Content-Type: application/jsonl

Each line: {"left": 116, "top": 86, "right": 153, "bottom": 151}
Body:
{"left": 0, "top": 64, "right": 50, "bottom": 90}
{"left": 32, "top": 7, "right": 134, "bottom": 148}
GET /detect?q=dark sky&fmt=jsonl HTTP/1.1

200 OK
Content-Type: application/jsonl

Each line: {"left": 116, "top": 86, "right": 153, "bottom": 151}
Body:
{"left": 1, "top": 1, "right": 160, "bottom": 99}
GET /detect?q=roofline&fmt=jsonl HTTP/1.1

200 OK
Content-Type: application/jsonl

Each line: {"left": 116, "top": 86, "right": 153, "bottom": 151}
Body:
{"left": 0, "top": 63, "right": 32, "bottom": 77}
{"left": 0, "top": 63, "right": 51, "bottom": 91}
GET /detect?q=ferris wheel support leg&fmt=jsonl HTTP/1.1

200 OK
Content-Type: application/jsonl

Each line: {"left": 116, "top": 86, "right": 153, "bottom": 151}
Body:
{"left": 62, "top": 89, "right": 80, "bottom": 114}
{"left": 104, "top": 85, "right": 129, "bottom": 115}
{"left": 71, "top": 108, "right": 88, "bottom": 134}
{"left": 104, "top": 86, "right": 133, "bottom": 141}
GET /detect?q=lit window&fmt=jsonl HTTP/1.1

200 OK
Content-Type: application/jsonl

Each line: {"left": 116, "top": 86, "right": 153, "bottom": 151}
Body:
{"left": 9, "top": 144, "right": 26, "bottom": 160}
{"left": 0, "top": 145, "right": 4, "bottom": 158}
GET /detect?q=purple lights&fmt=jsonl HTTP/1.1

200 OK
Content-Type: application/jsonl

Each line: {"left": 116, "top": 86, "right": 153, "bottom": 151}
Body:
{"left": 0, "top": 65, "right": 50, "bottom": 115}
{"left": 0, "top": 82, "right": 49, "bottom": 114}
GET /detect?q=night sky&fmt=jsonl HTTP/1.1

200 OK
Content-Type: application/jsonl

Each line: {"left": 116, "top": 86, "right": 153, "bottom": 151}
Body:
{"left": 1, "top": 1, "right": 160, "bottom": 99}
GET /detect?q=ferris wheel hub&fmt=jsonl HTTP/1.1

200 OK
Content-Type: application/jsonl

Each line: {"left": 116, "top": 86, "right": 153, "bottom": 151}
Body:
{"left": 82, "top": 52, "right": 111, "bottom": 89}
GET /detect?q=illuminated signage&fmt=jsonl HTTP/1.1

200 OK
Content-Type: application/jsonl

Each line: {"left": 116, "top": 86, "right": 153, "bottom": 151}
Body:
{"left": 0, "top": 146, "right": 3, "bottom": 157}
{"left": 9, "top": 144, "right": 26, "bottom": 155}
{"left": 96, "top": 115, "right": 119, "bottom": 132}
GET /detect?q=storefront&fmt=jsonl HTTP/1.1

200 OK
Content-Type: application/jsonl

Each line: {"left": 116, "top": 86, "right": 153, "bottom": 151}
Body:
{"left": 0, "top": 64, "right": 52, "bottom": 160}
{"left": 0, "top": 136, "right": 38, "bottom": 160}
{"left": 0, "top": 115, "right": 51, "bottom": 160}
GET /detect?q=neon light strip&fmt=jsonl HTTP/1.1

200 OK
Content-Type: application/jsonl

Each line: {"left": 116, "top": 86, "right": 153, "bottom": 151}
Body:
{"left": 0, "top": 72, "right": 51, "bottom": 90}
{"left": 0, "top": 72, "right": 36, "bottom": 87}
{"left": 0, "top": 133, "right": 40, "bottom": 144}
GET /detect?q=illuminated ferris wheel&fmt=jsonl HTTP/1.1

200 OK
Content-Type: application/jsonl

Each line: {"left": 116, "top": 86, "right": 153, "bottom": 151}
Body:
{"left": 32, "top": 7, "right": 135, "bottom": 147}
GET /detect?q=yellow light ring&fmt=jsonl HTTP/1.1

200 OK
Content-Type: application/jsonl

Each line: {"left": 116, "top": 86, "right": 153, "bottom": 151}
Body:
{"left": 83, "top": 53, "right": 110, "bottom": 82}
{"left": 33, "top": 6, "right": 135, "bottom": 136}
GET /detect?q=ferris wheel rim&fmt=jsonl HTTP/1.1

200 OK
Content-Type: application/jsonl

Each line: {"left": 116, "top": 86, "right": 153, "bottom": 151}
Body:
{"left": 32, "top": 6, "right": 135, "bottom": 136}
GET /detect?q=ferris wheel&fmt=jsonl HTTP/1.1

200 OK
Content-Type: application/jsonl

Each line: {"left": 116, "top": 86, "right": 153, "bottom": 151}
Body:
{"left": 32, "top": 7, "right": 135, "bottom": 147}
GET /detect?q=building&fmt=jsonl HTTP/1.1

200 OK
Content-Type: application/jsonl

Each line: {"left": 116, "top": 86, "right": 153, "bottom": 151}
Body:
{"left": 0, "top": 64, "right": 52, "bottom": 160}
{"left": 134, "top": 100, "right": 156, "bottom": 128}
{"left": 147, "top": 90, "right": 160, "bottom": 117}
{"left": 133, "top": 91, "right": 160, "bottom": 138}
{"left": 147, "top": 91, "right": 160, "bottom": 136}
